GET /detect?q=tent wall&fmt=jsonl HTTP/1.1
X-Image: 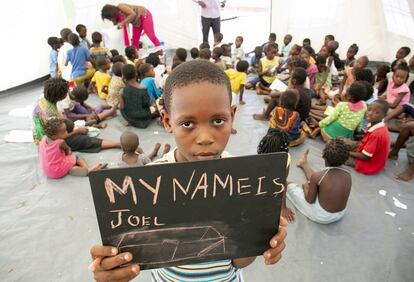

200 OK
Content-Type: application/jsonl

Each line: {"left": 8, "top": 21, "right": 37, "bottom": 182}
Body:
{"left": 270, "top": 0, "right": 414, "bottom": 62}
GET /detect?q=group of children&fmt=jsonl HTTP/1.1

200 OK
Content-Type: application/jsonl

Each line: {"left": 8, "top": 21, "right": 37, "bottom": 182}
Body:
{"left": 39, "top": 25, "right": 414, "bottom": 281}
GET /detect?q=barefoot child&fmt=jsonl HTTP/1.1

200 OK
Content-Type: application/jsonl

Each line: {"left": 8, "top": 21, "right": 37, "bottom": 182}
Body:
{"left": 66, "top": 33, "right": 95, "bottom": 87}
{"left": 346, "top": 100, "right": 391, "bottom": 174}
{"left": 107, "top": 62, "right": 125, "bottom": 108}
{"left": 256, "top": 43, "right": 280, "bottom": 95}
{"left": 225, "top": 60, "right": 249, "bottom": 105}
{"left": 290, "top": 139, "right": 351, "bottom": 224}
{"left": 120, "top": 131, "right": 170, "bottom": 166}
{"left": 257, "top": 128, "right": 295, "bottom": 222}
{"left": 39, "top": 119, "right": 106, "bottom": 178}
{"left": 89, "top": 57, "right": 112, "bottom": 99}
{"left": 89, "top": 60, "right": 288, "bottom": 281}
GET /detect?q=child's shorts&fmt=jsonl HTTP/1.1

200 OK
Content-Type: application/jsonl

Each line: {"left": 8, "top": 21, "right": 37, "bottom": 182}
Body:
{"left": 259, "top": 77, "right": 271, "bottom": 88}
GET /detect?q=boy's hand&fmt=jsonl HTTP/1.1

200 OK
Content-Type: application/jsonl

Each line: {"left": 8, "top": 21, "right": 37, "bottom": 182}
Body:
{"left": 90, "top": 246, "right": 140, "bottom": 282}
{"left": 263, "top": 216, "right": 288, "bottom": 265}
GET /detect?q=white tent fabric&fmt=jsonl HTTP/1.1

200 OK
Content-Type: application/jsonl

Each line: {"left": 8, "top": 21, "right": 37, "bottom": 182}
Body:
{"left": 269, "top": 0, "right": 414, "bottom": 62}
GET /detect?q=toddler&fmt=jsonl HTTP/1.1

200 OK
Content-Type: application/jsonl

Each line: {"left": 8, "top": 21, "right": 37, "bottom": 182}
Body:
{"left": 89, "top": 57, "right": 112, "bottom": 99}
{"left": 107, "top": 62, "right": 125, "bottom": 107}
{"left": 290, "top": 138, "right": 351, "bottom": 224}
{"left": 47, "top": 36, "right": 61, "bottom": 77}
{"left": 39, "top": 118, "right": 106, "bottom": 178}
{"left": 138, "top": 63, "right": 162, "bottom": 104}
{"left": 66, "top": 33, "right": 95, "bottom": 86}
{"left": 120, "top": 131, "right": 170, "bottom": 166}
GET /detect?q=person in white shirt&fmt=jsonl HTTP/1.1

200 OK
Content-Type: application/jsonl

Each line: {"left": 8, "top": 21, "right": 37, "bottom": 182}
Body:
{"left": 232, "top": 36, "right": 245, "bottom": 65}
{"left": 194, "top": 0, "right": 226, "bottom": 43}
{"left": 57, "top": 28, "right": 73, "bottom": 81}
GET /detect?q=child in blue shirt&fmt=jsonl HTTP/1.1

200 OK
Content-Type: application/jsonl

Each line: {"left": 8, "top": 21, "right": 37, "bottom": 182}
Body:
{"left": 138, "top": 63, "right": 162, "bottom": 104}
{"left": 66, "top": 33, "right": 95, "bottom": 86}
{"left": 47, "top": 37, "right": 61, "bottom": 77}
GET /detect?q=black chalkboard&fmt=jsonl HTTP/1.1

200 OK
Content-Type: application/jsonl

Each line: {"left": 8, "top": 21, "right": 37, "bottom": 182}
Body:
{"left": 89, "top": 152, "right": 288, "bottom": 270}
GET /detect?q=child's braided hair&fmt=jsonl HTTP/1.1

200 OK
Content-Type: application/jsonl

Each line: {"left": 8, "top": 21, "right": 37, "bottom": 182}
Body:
{"left": 257, "top": 128, "right": 290, "bottom": 154}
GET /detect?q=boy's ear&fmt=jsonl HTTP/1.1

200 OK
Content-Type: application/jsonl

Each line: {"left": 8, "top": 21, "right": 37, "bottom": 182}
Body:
{"left": 230, "top": 105, "right": 237, "bottom": 123}
{"left": 160, "top": 109, "right": 173, "bottom": 133}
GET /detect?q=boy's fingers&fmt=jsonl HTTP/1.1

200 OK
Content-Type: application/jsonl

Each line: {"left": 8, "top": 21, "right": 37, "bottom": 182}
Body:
{"left": 90, "top": 245, "right": 118, "bottom": 259}
{"left": 279, "top": 216, "right": 288, "bottom": 227}
{"left": 269, "top": 227, "right": 287, "bottom": 248}
{"left": 94, "top": 264, "right": 139, "bottom": 282}
{"left": 265, "top": 241, "right": 286, "bottom": 259}
{"left": 264, "top": 254, "right": 282, "bottom": 265}
{"left": 98, "top": 252, "right": 133, "bottom": 271}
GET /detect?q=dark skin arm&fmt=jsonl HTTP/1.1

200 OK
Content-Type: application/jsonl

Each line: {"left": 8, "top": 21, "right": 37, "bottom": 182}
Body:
{"left": 349, "top": 151, "right": 370, "bottom": 160}
{"left": 64, "top": 108, "right": 91, "bottom": 121}
{"left": 59, "top": 140, "right": 71, "bottom": 155}
{"left": 116, "top": 4, "right": 137, "bottom": 28}
{"left": 119, "top": 91, "right": 125, "bottom": 110}
{"left": 389, "top": 92, "right": 408, "bottom": 109}
{"left": 303, "top": 173, "right": 319, "bottom": 204}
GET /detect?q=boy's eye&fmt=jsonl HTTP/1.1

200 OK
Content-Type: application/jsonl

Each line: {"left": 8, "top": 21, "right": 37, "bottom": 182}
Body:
{"left": 181, "top": 122, "right": 194, "bottom": 128}
{"left": 213, "top": 119, "right": 226, "bottom": 126}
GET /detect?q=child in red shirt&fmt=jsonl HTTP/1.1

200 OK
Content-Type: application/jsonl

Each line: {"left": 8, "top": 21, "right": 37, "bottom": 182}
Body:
{"left": 347, "top": 100, "right": 390, "bottom": 174}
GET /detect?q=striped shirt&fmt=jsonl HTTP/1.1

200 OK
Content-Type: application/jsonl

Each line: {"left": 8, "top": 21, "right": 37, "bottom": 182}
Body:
{"left": 149, "top": 148, "right": 243, "bottom": 282}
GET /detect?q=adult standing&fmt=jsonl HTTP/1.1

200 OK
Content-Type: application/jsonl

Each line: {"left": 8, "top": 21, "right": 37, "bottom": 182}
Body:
{"left": 101, "top": 3, "right": 160, "bottom": 50}
{"left": 195, "top": 0, "right": 226, "bottom": 43}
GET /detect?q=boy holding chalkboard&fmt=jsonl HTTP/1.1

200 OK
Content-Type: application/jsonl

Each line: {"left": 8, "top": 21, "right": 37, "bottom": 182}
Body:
{"left": 90, "top": 60, "right": 288, "bottom": 281}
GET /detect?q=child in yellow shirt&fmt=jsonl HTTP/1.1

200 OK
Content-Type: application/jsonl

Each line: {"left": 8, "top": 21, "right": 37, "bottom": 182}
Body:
{"left": 224, "top": 60, "right": 249, "bottom": 105}
{"left": 89, "top": 57, "right": 111, "bottom": 99}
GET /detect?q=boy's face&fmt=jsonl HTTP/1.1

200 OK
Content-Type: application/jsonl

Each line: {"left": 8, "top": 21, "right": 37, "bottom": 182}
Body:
{"left": 366, "top": 102, "right": 385, "bottom": 124}
{"left": 266, "top": 48, "right": 277, "bottom": 60}
{"left": 78, "top": 27, "right": 87, "bottom": 38}
{"left": 235, "top": 37, "right": 242, "bottom": 48}
{"left": 283, "top": 36, "right": 291, "bottom": 45}
{"left": 354, "top": 57, "right": 366, "bottom": 70}
{"left": 162, "top": 82, "right": 236, "bottom": 162}
{"left": 396, "top": 48, "right": 407, "bottom": 59}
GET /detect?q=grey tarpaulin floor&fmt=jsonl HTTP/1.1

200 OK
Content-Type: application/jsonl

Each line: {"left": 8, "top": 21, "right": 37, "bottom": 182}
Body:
{"left": 0, "top": 84, "right": 413, "bottom": 282}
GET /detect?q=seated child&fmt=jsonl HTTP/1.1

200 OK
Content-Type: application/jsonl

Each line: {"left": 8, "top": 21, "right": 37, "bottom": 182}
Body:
{"left": 225, "top": 60, "right": 249, "bottom": 105}
{"left": 390, "top": 46, "right": 411, "bottom": 71}
{"left": 199, "top": 41, "right": 210, "bottom": 51}
{"left": 173, "top": 48, "right": 187, "bottom": 64}
{"left": 89, "top": 60, "right": 287, "bottom": 281}
{"left": 125, "top": 46, "right": 139, "bottom": 65}
{"left": 199, "top": 48, "right": 211, "bottom": 60}
{"left": 289, "top": 139, "right": 351, "bottom": 224}
{"left": 232, "top": 36, "right": 245, "bottom": 64}
{"left": 314, "top": 55, "right": 332, "bottom": 105}
{"left": 47, "top": 36, "right": 61, "bottom": 77}
{"left": 66, "top": 33, "right": 95, "bottom": 86}
{"left": 249, "top": 46, "right": 263, "bottom": 74}
{"left": 257, "top": 128, "right": 295, "bottom": 222}
{"left": 269, "top": 90, "right": 306, "bottom": 147}
{"left": 221, "top": 44, "right": 233, "bottom": 69}
{"left": 381, "top": 65, "right": 411, "bottom": 109}
{"left": 107, "top": 62, "right": 125, "bottom": 107}
{"left": 374, "top": 64, "right": 390, "bottom": 95}
{"left": 339, "top": 56, "right": 369, "bottom": 98}
{"left": 89, "top": 57, "right": 112, "bottom": 99}
{"left": 120, "top": 131, "right": 170, "bottom": 166}
{"left": 39, "top": 118, "right": 106, "bottom": 179}
{"left": 343, "top": 44, "right": 359, "bottom": 69}
{"left": 345, "top": 100, "right": 390, "bottom": 175}
{"left": 388, "top": 121, "right": 414, "bottom": 181}
{"left": 120, "top": 64, "right": 158, "bottom": 128}
{"left": 319, "top": 81, "right": 367, "bottom": 141}
{"left": 212, "top": 47, "right": 226, "bottom": 70}
{"left": 146, "top": 53, "right": 166, "bottom": 89}
{"left": 90, "top": 32, "right": 112, "bottom": 62}
{"left": 256, "top": 43, "right": 280, "bottom": 95}
{"left": 280, "top": 34, "right": 293, "bottom": 59}
{"left": 300, "top": 50, "right": 318, "bottom": 89}
{"left": 213, "top": 32, "right": 223, "bottom": 47}
{"left": 76, "top": 24, "right": 91, "bottom": 49}
{"left": 190, "top": 47, "right": 199, "bottom": 59}
{"left": 112, "top": 54, "right": 127, "bottom": 64}
{"left": 138, "top": 63, "right": 162, "bottom": 104}
{"left": 61, "top": 86, "right": 116, "bottom": 127}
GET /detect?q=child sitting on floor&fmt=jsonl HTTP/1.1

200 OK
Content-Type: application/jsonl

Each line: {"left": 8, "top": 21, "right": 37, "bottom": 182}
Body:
{"left": 89, "top": 57, "right": 112, "bottom": 99}
{"left": 66, "top": 34, "right": 95, "bottom": 87}
{"left": 90, "top": 32, "right": 112, "bottom": 62}
{"left": 381, "top": 65, "right": 411, "bottom": 109}
{"left": 319, "top": 81, "right": 367, "bottom": 141}
{"left": 388, "top": 121, "right": 414, "bottom": 181}
{"left": 213, "top": 32, "right": 223, "bottom": 47}
{"left": 269, "top": 90, "right": 306, "bottom": 147}
{"left": 190, "top": 47, "right": 199, "bottom": 59}
{"left": 345, "top": 100, "right": 390, "bottom": 175}
{"left": 125, "top": 46, "right": 139, "bottom": 65}
{"left": 314, "top": 55, "right": 332, "bottom": 105}
{"left": 225, "top": 60, "right": 249, "bottom": 105}
{"left": 212, "top": 47, "right": 226, "bottom": 70}
{"left": 344, "top": 44, "right": 359, "bottom": 69}
{"left": 232, "top": 36, "right": 245, "bottom": 65}
{"left": 120, "top": 64, "right": 158, "bottom": 128}
{"left": 290, "top": 138, "right": 351, "bottom": 224}
{"left": 39, "top": 119, "right": 106, "bottom": 178}
{"left": 256, "top": 43, "right": 280, "bottom": 95}
{"left": 146, "top": 53, "right": 167, "bottom": 89}
{"left": 374, "top": 64, "right": 390, "bottom": 96}
{"left": 120, "top": 131, "right": 170, "bottom": 166}
{"left": 257, "top": 128, "right": 295, "bottom": 222}
{"left": 199, "top": 48, "right": 211, "bottom": 60}
{"left": 173, "top": 48, "right": 187, "bottom": 64}
{"left": 138, "top": 63, "right": 162, "bottom": 104}
{"left": 338, "top": 56, "right": 369, "bottom": 98}
{"left": 60, "top": 86, "right": 116, "bottom": 127}
{"left": 221, "top": 44, "right": 233, "bottom": 69}
{"left": 107, "top": 62, "right": 125, "bottom": 108}
{"left": 89, "top": 60, "right": 288, "bottom": 281}
{"left": 47, "top": 36, "right": 61, "bottom": 78}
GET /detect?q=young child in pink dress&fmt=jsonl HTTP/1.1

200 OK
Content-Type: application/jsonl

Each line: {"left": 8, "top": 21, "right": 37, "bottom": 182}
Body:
{"left": 39, "top": 119, "right": 106, "bottom": 178}
{"left": 383, "top": 65, "right": 411, "bottom": 109}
